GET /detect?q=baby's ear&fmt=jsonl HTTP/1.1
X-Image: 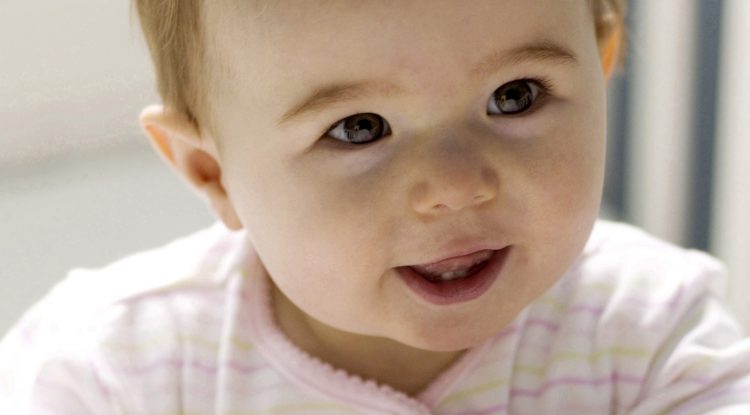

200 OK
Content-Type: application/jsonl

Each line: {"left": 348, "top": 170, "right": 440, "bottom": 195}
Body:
{"left": 599, "top": 23, "right": 623, "bottom": 81}
{"left": 600, "top": 26, "right": 623, "bottom": 80}
{"left": 138, "top": 105, "right": 243, "bottom": 230}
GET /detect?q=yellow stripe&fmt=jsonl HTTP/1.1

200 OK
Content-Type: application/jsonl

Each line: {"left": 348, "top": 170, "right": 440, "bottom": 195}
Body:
{"left": 249, "top": 403, "right": 350, "bottom": 414}
{"left": 551, "top": 347, "right": 650, "bottom": 365}
{"left": 513, "top": 364, "right": 546, "bottom": 377}
{"left": 534, "top": 283, "right": 615, "bottom": 312}
{"left": 103, "top": 335, "right": 255, "bottom": 354}
{"left": 535, "top": 296, "right": 568, "bottom": 313}
{"left": 151, "top": 403, "right": 349, "bottom": 415}
{"left": 536, "top": 278, "right": 681, "bottom": 313}
{"left": 441, "top": 378, "right": 509, "bottom": 405}
{"left": 441, "top": 347, "right": 650, "bottom": 404}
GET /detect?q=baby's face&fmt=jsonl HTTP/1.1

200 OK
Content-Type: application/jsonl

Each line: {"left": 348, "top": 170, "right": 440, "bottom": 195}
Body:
{"left": 206, "top": 0, "right": 607, "bottom": 351}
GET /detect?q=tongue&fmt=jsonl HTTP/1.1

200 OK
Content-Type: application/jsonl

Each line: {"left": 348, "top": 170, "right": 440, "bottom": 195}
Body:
{"left": 411, "top": 250, "right": 493, "bottom": 276}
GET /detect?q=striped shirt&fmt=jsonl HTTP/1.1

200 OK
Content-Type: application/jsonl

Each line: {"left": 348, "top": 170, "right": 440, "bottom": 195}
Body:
{"left": 2, "top": 220, "right": 750, "bottom": 414}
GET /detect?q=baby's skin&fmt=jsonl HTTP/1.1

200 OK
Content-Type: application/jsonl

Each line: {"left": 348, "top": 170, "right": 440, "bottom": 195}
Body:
{"left": 141, "top": 0, "right": 615, "bottom": 395}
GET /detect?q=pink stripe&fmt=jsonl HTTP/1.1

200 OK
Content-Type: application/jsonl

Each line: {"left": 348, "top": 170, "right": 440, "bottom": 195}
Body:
{"left": 137, "top": 377, "right": 289, "bottom": 401}
{"left": 457, "top": 401, "right": 617, "bottom": 415}
{"left": 487, "top": 318, "right": 563, "bottom": 347}
{"left": 121, "top": 285, "right": 223, "bottom": 307}
{"left": 456, "top": 403, "right": 508, "bottom": 415}
{"left": 222, "top": 380, "right": 290, "bottom": 400}
{"left": 489, "top": 325, "right": 521, "bottom": 347}
{"left": 560, "top": 294, "right": 683, "bottom": 318}
{"left": 118, "top": 301, "right": 234, "bottom": 329}
{"left": 115, "top": 358, "right": 269, "bottom": 377}
{"left": 113, "top": 293, "right": 257, "bottom": 333}
{"left": 568, "top": 304, "right": 606, "bottom": 315}
{"left": 510, "top": 372, "right": 645, "bottom": 398}
{"left": 488, "top": 319, "right": 559, "bottom": 348}
{"left": 525, "top": 318, "right": 560, "bottom": 333}
{"left": 89, "top": 359, "right": 113, "bottom": 400}
{"left": 620, "top": 291, "right": 682, "bottom": 312}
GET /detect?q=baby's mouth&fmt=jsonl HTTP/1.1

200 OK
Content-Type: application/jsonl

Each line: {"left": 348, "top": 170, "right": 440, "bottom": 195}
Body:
{"left": 408, "top": 250, "right": 495, "bottom": 282}
{"left": 395, "top": 247, "right": 510, "bottom": 306}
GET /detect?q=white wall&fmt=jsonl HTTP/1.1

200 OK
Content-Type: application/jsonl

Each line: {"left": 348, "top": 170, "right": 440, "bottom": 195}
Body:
{"left": 0, "top": 1, "right": 215, "bottom": 334}
{"left": 1, "top": 1, "right": 150, "bottom": 166}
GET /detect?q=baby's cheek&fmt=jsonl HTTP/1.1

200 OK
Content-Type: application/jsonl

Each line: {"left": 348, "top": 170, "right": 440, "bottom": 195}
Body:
{"left": 550, "top": 155, "right": 603, "bottom": 222}
{"left": 519, "top": 131, "right": 603, "bottom": 238}
{"left": 547, "top": 119, "right": 605, "bottom": 194}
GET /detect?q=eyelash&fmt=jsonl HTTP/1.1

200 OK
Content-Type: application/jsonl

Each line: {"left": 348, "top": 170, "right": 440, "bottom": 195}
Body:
{"left": 319, "top": 76, "right": 556, "bottom": 147}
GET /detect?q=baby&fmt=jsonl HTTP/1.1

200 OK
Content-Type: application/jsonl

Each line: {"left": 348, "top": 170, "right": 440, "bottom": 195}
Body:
{"left": 2, "top": 0, "right": 750, "bottom": 413}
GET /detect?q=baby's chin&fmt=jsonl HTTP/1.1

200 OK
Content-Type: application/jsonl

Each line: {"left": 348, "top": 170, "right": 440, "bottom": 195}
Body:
{"left": 392, "top": 318, "right": 507, "bottom": 353}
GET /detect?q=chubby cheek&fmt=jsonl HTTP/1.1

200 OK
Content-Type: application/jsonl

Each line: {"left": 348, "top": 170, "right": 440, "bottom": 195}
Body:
{"left": 532, "top": 119, "right": 604, "bottom": 257}
{"left": 500, "top": 104, "right": 604, "bottom": 290}
{"left": 235, "top": 158, "right": 394, "bottom": 330}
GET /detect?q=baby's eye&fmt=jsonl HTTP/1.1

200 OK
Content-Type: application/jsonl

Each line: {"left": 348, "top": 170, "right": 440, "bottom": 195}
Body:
{"left": 487, "top": 79, "right": 548, "bottom": 116}
{"left": 324, "top": 113, "right": 391, "bottom": 146}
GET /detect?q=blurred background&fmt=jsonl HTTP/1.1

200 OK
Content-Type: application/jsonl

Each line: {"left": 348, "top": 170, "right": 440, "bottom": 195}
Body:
{"left": 1, "top": 0, "right": 749, "bottom": 335}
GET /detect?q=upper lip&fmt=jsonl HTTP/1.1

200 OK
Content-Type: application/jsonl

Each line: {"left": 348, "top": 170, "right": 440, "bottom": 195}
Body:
{"left": 406, "top": 240, "right": 510, "bottom": 267}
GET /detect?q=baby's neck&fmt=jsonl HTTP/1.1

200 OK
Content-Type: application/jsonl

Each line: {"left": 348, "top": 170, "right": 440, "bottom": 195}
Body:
{"left": 271, "top": 284, "right": 464, "bottom": 396}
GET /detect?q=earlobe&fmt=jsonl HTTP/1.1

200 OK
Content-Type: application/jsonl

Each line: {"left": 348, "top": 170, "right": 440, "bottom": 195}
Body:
{"left": 139, "top": 104, "right": 202, "bottom": 166}
{"left": 138, "top": 104, "right": 244, "bottom": 231}
{"left": 600, "top": 24, "right": 622, "bottom": 80}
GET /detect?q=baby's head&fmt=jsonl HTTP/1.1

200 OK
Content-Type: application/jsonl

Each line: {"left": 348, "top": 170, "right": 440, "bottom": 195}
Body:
{"left": 135, "top": 0, "right": 626, "bottom": 354}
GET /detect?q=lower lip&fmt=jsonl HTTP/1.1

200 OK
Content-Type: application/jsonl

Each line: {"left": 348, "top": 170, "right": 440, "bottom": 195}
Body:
{"left": 396, "top": 247, "right": 511, "bottom": 306}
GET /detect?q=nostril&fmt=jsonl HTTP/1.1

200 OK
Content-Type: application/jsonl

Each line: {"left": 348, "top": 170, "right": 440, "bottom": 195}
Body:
{"left": 474, "top": 193, "right": 491, "bottom": 203}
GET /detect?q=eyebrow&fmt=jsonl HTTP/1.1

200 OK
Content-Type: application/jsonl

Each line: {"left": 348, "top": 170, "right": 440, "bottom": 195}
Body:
{"left": 279, "top": 40, "right": 578, "bottom": 125}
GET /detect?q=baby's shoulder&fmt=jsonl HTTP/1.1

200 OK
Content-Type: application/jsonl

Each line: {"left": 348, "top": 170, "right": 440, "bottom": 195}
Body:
{"left": 577, "top": 219, "right": 726, "bottom": 295}
{"left": 17, "top": 222, "right": 242, "bottom": 331}
{"left": 544, "top": 219, "right": 730, "bottom": 334}
{"left": 0, "top": 223, "right": 255, "bottom": 411}
{"left": 499, "top": 228, "right": 750, "bottom": 413}
{"left": 8, "top": 223, "right": 246, "bottom": 350}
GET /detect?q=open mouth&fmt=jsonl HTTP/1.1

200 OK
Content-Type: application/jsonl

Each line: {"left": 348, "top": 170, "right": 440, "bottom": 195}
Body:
{"left": 396, "top": 247, "right": 511, "bottom": 306}
{"left": 409, "top": 249, "right": 494, "bottom": 282}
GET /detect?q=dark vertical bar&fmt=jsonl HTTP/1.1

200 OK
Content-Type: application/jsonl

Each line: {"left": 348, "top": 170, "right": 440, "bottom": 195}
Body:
{"left": 603, "top": 0, "right": 638, "bottom": 220}
{"left": 687, "top": 0, "right": 724, "bottom": 250}
{"left": 603, "top": 68, "right": 628, "bottom": 219}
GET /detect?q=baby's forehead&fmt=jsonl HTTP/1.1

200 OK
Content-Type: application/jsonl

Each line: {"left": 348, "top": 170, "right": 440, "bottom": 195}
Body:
{"left": 206, "top": 0, "right": 594, "bottom": 36}
{"left": 203, "top": 0, "right": 599, "bottom": 116}
{"left": 206, "top": 0, "right": 594, "bottom": 58}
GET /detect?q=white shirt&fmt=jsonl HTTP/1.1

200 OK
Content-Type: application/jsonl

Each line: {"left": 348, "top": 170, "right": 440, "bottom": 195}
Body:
{"left": 2, "top": 220, "right": 750, "bottom": 414}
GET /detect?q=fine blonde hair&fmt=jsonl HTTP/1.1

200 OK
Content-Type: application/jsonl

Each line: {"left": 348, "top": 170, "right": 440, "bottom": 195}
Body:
{"left": 132, "top": 0, "right": 628, "bottom": 135}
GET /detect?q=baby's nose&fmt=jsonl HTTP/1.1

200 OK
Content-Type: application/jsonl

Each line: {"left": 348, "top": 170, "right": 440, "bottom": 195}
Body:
{"left": 408, "top": 139, "right": 499, "bottom": 214}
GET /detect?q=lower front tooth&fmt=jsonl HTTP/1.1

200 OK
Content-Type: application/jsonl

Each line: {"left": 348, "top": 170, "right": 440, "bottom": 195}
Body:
{"left": 440, "top": 269, "right": 469, "bottom": 280}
